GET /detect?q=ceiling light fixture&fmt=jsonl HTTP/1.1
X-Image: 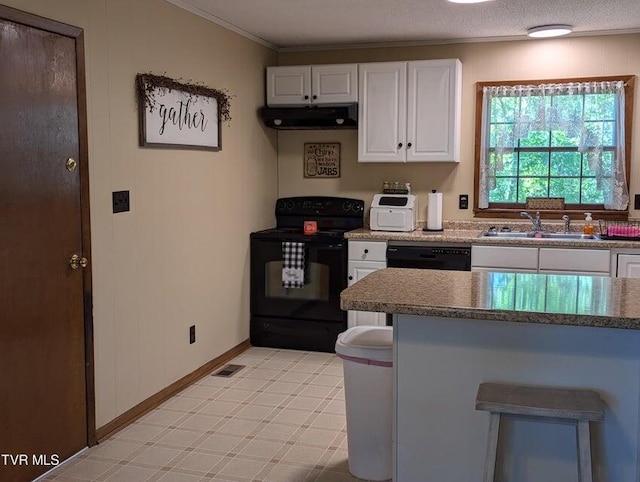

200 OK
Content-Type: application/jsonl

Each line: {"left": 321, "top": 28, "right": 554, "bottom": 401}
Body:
{"left": 527, "top": 24, "right": 573, "bottom": 38}
{"left": 447, "top": 0, "right": 494, "bottom": 3}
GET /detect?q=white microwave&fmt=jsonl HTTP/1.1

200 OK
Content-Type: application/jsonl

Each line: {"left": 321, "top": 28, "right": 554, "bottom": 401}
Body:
{"left": 369, "top": 194, "right": 418, "bottom": 232}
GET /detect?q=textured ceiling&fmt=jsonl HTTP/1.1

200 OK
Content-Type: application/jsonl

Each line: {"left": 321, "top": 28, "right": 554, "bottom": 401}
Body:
{"left": 166, "top": 0, "right": 640, "bottom": 50}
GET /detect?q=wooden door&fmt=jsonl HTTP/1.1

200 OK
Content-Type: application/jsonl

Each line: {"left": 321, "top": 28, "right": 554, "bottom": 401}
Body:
{"left": 0, "top": 6, "right": 93, "bottom": 482}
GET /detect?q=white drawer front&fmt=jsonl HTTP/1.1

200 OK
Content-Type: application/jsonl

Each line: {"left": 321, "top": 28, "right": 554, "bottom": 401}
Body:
{"left": 348, "top": 240, "right": 387, "bottom": 261}
{"left": 539, "top": 248, "right": 610, "bottom": 273}
{"left": 471, "top": 246, "right": 538, "bottom": 270}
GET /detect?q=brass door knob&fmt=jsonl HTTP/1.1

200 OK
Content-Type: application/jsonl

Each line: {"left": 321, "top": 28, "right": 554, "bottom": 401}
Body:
{"left": 69, "top": 254, "right": 88, "bottom": 269}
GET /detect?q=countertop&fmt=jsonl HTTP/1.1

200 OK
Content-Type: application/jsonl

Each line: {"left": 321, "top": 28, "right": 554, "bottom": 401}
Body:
{"left": 345, "top": 222, "right": 640, "bottom": 248}
{"left": 340, "top": 268, "right": 640, "bottom": 329}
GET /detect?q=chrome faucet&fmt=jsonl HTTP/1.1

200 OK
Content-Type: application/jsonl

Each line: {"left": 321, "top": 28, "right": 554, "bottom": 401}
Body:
{"left": 562, "top": 214, "right": 571, "bottom": 234}
{"left": 520, "top": 211, "right": 541, "bottom": 232}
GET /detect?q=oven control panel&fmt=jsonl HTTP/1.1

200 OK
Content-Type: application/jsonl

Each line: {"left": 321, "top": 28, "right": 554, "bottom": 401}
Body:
{"left": 276, "top": 197, "right": 364, "bottom": 216}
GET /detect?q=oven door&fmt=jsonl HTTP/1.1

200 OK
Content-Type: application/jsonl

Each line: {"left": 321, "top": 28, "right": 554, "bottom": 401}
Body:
{"left": 250, "top": 237, "right": 347, "bottom": 322}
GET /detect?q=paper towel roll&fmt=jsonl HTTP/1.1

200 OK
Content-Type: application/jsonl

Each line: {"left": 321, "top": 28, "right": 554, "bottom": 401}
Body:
{"left": 426, "top": 191, "right": 443, "bottom": 231}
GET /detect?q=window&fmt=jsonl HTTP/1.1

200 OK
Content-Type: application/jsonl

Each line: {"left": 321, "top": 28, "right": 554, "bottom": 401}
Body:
{"left": 474, "top": 76, "right": 634, "bottom": 218}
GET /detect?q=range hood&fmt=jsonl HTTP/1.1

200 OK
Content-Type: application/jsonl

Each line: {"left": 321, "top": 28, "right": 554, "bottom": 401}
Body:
{"left": 259, "top": 104, "right": 357, "bottom": 130}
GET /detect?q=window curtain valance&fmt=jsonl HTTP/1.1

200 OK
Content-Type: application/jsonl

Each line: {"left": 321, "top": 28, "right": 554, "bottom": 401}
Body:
{"left": 478, "top": 80, "right": 629, "bottom": 210}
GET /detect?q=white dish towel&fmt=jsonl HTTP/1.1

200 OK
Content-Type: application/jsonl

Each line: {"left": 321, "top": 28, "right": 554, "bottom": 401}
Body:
{"left": 282, "top": 241, "right": 305, "bottom": 288}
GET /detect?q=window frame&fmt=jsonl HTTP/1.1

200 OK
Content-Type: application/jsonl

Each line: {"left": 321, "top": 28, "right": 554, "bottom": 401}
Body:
{"left": 473, "top": 75, "right": 635, "bottom": 219}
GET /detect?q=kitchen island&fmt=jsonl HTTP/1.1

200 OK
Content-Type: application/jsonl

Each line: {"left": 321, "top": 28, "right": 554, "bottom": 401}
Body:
{"left": 341, "top": 268, "right": 640, "bottom": 482}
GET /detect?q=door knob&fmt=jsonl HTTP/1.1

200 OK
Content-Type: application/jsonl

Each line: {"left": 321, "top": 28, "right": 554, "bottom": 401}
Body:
{"left": 69, "top": 254, "right": 88, "bottom": 269}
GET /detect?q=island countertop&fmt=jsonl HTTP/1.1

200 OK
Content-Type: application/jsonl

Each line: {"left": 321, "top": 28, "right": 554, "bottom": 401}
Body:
{"left": 340, "top": 268, "right": 640, "bottom": 329}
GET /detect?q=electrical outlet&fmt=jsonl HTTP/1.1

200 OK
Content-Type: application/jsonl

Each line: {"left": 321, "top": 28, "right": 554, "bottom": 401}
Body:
{"left": 112, "top": 190, "right": 130, "bottom": 213}
{"left": 189, "top": 325, "right": 196, "bottom": 344}
{"left": 459, "top": 194, "right": 469, "bottom": 210}
{"left": 635, "top": 194, "right": 640, "bottom": 210}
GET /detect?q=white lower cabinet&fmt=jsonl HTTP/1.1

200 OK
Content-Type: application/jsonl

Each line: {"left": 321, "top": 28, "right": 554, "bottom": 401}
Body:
{"left": 347, "top": 240, "right": 387, "bottom": 327}
{"left": 471, "top": 246, "right": 538, "bottom": 272}
{"left": 538, "top": 247, "right": 610, "bottom": 275}
{"left": 616, "top": 253, "right": 640, "bottom": 278}
{"left": 472, "top": 245, "right": 611, "bottom": 275}
{"left": 471, "top": 267, "right": 537, "bottom": 273}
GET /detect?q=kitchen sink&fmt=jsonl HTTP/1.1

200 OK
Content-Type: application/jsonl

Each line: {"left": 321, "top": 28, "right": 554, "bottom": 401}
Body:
{"left": 480, "top": 232, "right": 529, "bottom": 238}
{"left": 480, "top": 231, "right": 600, "bottom": 240}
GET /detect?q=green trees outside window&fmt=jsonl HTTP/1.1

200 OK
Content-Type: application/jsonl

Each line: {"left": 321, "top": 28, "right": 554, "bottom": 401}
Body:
{"left": 488, "top": 91, "right": 615, "bottom": 205}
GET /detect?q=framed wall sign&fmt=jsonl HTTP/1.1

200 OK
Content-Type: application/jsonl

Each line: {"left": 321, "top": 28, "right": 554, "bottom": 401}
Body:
{"left": 304, "top": 143, "right": 341, "bottom": 178}
{"left": 136, "top": 74, "right": 231, "bottom": 151}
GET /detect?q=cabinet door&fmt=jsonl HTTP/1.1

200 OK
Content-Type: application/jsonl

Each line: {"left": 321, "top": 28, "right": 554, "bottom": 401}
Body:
{"left": 348, "top": 309, "right": 387, "bottom": 328}
{"left": 358, "top": 62, "right": 407, "bottom": 162}
{"left": 347, "top": 260, "right": 387, "bottom": 327}
{"left": 312, "top": 64, "right": 358, "bottom": 104}
{"left": 471, "top": 245, "right": 538, "bottom": 271}
{"left": 266, "top": 66, "right": 311, "bottom": 106}
{"left": 538, "top": 269, "right": 609, "bottom": 277}
{"left": 348, "top": 240, "right": 387, "bottom": 262}
{"left": 406, "top": 59, "right": 462, "bottom": 162}
{"left": 617, "top": 255, "right": 640, "bottom": 278}
{"left": 471, "top": 267, "right": 538, "bottom": 273}
{"left": 539, "top": 248, "right": 610, "bottom": 273}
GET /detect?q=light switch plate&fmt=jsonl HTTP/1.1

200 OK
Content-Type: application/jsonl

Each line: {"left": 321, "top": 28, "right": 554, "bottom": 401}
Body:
{"left": 112, "top": 190, "right": 130, "bottom": 213}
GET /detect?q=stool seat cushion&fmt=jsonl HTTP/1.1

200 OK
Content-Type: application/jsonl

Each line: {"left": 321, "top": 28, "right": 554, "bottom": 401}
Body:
{"left": 476, "top": 382, "right": 605, "bottom": 421}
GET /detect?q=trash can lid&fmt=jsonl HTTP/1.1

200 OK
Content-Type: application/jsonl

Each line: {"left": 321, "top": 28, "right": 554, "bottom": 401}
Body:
{"left": 335, "top": 326, "right": 393, "bottom": 363}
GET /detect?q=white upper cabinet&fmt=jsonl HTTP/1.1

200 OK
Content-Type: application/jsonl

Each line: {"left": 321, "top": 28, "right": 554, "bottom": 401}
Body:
{"left": 266, "top": 64, "right": 358, "bottom": 106}
{"left": 358, "top": 62, "right": 407, "bottom": 162}
{"left": 358, "top": 59, "right": 462, "bottom": 163}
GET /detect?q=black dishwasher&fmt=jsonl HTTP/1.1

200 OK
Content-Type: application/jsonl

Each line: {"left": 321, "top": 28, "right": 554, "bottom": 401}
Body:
{"left": 385, "top": 242, "right": 471, "bottom": 325}
{"left": 386, "top": 242, "right": 471, "bottom": 271}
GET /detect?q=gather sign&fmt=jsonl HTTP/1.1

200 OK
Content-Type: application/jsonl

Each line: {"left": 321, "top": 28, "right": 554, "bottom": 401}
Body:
{"left": 137, "top": 74, "right": 224, "bottom": 151}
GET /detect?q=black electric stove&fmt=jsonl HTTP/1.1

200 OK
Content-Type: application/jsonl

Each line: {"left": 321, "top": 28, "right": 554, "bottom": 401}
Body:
{"left": 250, "top": 196, "right": 364, "bottom": 352}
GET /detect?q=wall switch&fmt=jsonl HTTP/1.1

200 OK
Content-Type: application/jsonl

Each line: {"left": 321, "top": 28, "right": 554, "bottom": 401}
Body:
{"left": 112, "top": 190, "right": 130, "bottom": 213}
{"left": 189, "top": 325, "right": 196, "bottom": 344}
{"left": 459, "top": 194, "right": 469, "bottom": 210}
{"left": 635, "top": 194, "right": 640, "bottom": 210}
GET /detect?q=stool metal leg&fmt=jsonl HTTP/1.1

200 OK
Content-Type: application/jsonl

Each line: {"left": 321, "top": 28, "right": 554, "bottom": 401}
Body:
{"left": 577, "top": 420, "right": 593, "bottom": 482}
{"left": 483, "top": 412, "right": 501, "bottom": 482}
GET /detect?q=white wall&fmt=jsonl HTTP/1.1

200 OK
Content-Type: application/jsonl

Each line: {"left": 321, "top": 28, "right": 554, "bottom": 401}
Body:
{"left": 277, "top": 34, "right": 640, "bottom": 221}
{"left": 4, "top": 0, "right": 278, "bottom": 428}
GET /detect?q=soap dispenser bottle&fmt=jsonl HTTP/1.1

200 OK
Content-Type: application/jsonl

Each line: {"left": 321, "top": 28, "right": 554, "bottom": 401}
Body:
{"left": 583, "top": 212, "right": 595, "bottom": 235}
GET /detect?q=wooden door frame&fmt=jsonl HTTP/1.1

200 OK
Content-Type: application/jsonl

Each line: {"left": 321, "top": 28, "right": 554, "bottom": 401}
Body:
{"left": 0, "top": 4, "right": 96, "bottom": 446}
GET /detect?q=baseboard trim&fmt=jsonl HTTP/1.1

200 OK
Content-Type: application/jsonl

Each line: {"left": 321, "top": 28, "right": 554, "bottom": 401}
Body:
{"left": 95, "top": 339, "right": 251, "bottom": 442}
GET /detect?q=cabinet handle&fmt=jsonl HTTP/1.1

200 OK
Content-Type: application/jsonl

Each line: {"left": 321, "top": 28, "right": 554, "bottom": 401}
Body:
{"left": 364, "top": 249, "right": 369, "bottom": 254}
{"left": 398, "top": 143, "right": 403, "bottom": 148}
{"left": 304, "top": 95, "right": 309, "bottom": 100}
{"left": 348, "top": 275, "right": 353, "bottom": 280}
{"left": 407, "top": 142, "right": 412, "bottom": 148}
{"left": 312, "top": 95, "right": 317, "bottom": 100}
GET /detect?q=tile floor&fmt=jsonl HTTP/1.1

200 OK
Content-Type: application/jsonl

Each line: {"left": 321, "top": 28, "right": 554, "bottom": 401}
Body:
{"left": 43, "top": 347, "right": 382, "bottom": 482}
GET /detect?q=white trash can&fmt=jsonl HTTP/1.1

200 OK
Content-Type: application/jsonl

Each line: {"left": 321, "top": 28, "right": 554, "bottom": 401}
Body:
{"left": 335, "top": 326, "right": 393, "bottom": 481}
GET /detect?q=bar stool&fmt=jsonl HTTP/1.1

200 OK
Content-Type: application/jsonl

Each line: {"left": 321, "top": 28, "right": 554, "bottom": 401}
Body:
{"left": 475, "top": 382, "right": 605, "bottom": 482}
